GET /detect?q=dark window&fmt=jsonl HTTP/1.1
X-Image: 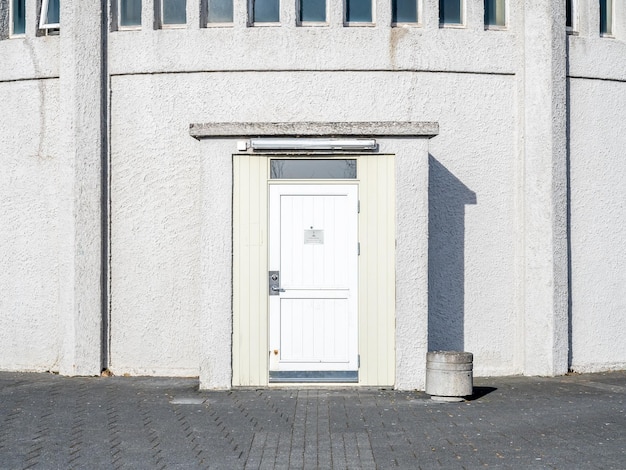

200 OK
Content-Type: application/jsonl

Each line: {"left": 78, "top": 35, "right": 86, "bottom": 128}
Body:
{"left": 12, "top": 0, "right": 26, "bottom": 35}
{"left": 254, "top": 0, "right": 279, "bottom": 23}
{"left": 346, "top": 0, "right": 372, "bottom": 23}
{"left": 270, "top": 160, "right": 357, "bottom": 179}
{"left": 440, "top": 0, "right": 462, "bottom": 25}
{"left": 393, "top": 0, "right": 417, "bottom": 23}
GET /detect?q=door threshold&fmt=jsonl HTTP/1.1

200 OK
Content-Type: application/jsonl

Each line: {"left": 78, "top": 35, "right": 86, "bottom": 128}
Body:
{"left": 269, "top": 370, "right": 358, "bottom": 383}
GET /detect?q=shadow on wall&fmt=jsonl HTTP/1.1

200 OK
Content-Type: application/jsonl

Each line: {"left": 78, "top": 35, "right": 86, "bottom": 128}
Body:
{"left": 428, "top": 155, "right": 477, "bottom": 352}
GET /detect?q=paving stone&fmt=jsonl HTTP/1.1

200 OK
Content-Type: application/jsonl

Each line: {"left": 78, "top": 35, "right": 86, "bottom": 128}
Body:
{"left": 0, "top": 372, "right": 625, "bottom": 469}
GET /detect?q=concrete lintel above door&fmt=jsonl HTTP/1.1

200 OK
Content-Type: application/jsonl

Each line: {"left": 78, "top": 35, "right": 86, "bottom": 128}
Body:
{"left": 189, "top": 121, "right": 439, "bottom": 139}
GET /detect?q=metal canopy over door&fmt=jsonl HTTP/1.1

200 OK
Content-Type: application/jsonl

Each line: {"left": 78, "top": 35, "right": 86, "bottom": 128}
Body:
{"left": 269, "top": 184, "right": 359, "bottom": 382}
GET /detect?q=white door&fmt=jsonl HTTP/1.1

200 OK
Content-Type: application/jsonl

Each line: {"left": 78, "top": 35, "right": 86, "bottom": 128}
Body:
{"left": 269, "top": 184, "right": 359, "bottom": 382}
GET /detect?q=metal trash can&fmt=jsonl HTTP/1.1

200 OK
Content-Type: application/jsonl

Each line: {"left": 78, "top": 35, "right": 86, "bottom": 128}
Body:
{"left": 425, "top": 351, "right": 473, "bottom": 402}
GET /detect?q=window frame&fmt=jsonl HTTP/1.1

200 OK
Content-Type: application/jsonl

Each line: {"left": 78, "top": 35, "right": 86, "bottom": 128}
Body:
{"left": 344, "top": 0, "right": 375, "bottom": 26}
{"left": 484, "top": 0, "right": 506, "bottom": 30}
{"left": 439, "top": 0, "right": 464, "bottom": 28}
{"left": 158, "top": 0, "right": 187, "bottom": 28}
{"left": 39, "top": 0, "right": 60, "bottom": 30}
{"left": 391, "top": 0, "right": 420, "bottom": 26}
{"left": 117, "top": 0, "right": 143, "bottom": 30}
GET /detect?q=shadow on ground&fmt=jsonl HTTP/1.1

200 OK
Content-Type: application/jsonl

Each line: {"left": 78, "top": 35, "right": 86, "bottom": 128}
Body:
{"left": 467, "top": 386, "right": 497, "bottom": 400}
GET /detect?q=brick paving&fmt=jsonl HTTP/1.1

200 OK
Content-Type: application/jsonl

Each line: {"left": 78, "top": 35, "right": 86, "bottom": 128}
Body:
{"left": 0, "top": 371, "right": 624, "bottom": 469}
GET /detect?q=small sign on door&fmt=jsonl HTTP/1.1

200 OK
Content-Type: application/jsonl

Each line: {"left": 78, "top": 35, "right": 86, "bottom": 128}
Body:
{"left": 304, "top": 229, "right": 324, "bottom": 245}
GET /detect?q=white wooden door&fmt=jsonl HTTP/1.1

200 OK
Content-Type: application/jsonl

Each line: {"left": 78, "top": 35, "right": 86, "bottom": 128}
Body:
{"left": 269, "top": 184, "right": 358, "bottom": 382}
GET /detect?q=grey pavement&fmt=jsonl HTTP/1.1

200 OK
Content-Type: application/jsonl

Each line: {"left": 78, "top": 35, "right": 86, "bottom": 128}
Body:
{"left": 0, "top": 371, "right": 624, "bottom": 469}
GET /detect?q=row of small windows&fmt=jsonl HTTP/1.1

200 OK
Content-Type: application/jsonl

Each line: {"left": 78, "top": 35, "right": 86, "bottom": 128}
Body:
{"left": 5, "top": 0, "right": 504, "bottom": 33}
{"left": 5, "top": 0, "right": 616, "bottom": 36}
{"left": 115, "top": 0, "right": 505, "bottom": 27}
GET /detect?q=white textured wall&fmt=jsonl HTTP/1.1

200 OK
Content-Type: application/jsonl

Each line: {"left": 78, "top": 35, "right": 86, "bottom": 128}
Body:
{"left": 569, "top": 78, "right": 626, "bottom": 372}
{"left": 5, "top": 0, "right": 624, "bottom": 380}
{"left": 567, "top": 17, "right": 626, "bottom": 373}
{"left": 0, "top": 0, "right": 104, "bottom": 376}
{"left": 56, "top": 0, "right": 104, "bottom": 377}
{"left": 389, "top": 138, "right": 430, "bottom": 390}
{"left": 520, "top": 0, "right": 568, "bottom": 376}
{"left": 0, "top": 79, "right": 62, "bottom": 371}
{"left": 109, "top": 70, "right": 517, "bottom": 377}
{"left": 109, "top": 75, "right": 202, "bottom": 376}
{"left": 0, "top": 8, "right": 62, "bottom": 373}
{"left": 426, "top": 74, "right": 517, "bottom": 376}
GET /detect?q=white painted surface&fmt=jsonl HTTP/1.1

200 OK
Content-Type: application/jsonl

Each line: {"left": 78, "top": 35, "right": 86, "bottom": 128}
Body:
{"left": 199, "top": 139, "right": 233, "bottom": 389}
{"left": 57, "top": 0, "right": 103, "bottom": 376}
{"left": 2, "top": 0, "right": 625, "bottom": 382}
{"left": 0, "top": 79, "right": 62, "bottom": 372}
{"left": 0, "top": 0, "right": 103, "bottom": 375}
{"left": 232, "top": 154, "right": 269, "bottom": 386}
{"left": 109, "top": 79, "right": 203, "bottom": 376}
{"left": 385, "top": 138, "right": 429, "bottom": 390}
{"left": 269, "top": 185, "right": 359, "bottom": 373}
{"left": 232, "top": 154, "right": 399, "bottom": 388}
{"left": 569, "top": 77, "right": 626, "bottom": 372}
{"left": 520, "top": 0, "right": 568, "bottom": 376}
{"left": 109, "top": 71, "right": 513, "bottom": 380}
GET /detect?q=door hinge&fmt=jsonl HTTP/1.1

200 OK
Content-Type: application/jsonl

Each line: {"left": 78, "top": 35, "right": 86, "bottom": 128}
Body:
{"left": 358, "top": 242, "right": 360, "bottom": 256}
{"left": 358, "top": 200, "right": 360, "bottom": 213}
{"left": 358, "top": 354, "right": 361, "bottom": 368}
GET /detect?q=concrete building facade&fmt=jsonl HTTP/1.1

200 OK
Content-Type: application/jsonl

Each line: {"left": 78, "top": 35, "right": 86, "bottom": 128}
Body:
{"left": 0, "top": 0, "right": 624, "bottom": 389}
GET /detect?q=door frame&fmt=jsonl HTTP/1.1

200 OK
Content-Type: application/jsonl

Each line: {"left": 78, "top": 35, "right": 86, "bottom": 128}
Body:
{"left": 232, "top": 154, "right": 399, "bottom": 387}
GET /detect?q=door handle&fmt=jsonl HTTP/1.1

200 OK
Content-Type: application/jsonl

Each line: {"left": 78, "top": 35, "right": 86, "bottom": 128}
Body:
{"left": 269, "top": 271, "right": 285, "bottom": 295}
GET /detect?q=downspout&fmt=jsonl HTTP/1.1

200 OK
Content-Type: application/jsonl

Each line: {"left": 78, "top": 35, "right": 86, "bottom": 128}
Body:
{"left": 100, "top": 0, "right": 110, "bottom": 373}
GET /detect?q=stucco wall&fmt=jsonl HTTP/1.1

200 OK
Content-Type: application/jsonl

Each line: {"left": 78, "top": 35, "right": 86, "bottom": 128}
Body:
{"left": 109, "top": 75, "right": 202, "bottom": 376}
{"left": 427, "top": 74, "right": 517, "bottom": 376}
{"left": 0, "top": 78, "right": 62, "bottom": 371}
{"left": 569, "top": 77, "right": 626, "bottom": 372}
{"left": 109, "top": 70, "right": 517, "bottom": 376}
{"left": 3, "top": 0, "right": 625, "bottom": 381}
{"left": 567, "top": 20, "right": 626, "bottom": 373}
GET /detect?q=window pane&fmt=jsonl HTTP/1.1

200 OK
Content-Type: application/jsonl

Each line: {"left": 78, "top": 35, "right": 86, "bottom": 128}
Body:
{"left": 12, "top": 0, "right": 26, "bottom": 34}
{"left": 484, "top": 0, "right": 505, "bottom": 27}
{"left": 439, "top": 0, "right": 462, "bottom": 24}
{"left": 270, "top": 160, "right": 357, "bottom": 179}
{"left": 45, "top": 0, "right": 60, "bottom": 25}
{"left": 346, "top": 0, "right": 372, "bottom": 22}
{"left": 300, "top": 0, "right": 325, "bottom": 22}
{"left": 393, "top": 0, "right": 417, "bottom": 23}
{"left": 566, "top": 0, "right": 572, "bottom": 28}
{"left": 600, "top": 0, "right": 613, "bottom": 35}
{"left": 163, "top": 0, "right": 186, "bottom": 24}
{"left": 207, "top": 0, "right": 233, "bottom": 22}
{"left": 120, "top": 0, "right": 142, "bottom": 26}
{"left": 254, "top": 0, "right": 279, "bottom": 22}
